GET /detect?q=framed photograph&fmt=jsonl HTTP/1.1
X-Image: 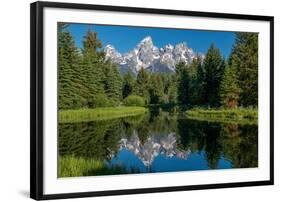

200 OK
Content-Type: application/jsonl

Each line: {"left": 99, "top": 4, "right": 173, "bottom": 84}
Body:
{"left": 30, "top": 1, "right": 274, "bottom": 200}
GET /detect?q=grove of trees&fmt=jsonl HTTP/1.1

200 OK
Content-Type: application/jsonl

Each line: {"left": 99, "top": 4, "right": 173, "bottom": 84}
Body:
{"left": 58, "top": 23, "right": 258, "bottom": 110}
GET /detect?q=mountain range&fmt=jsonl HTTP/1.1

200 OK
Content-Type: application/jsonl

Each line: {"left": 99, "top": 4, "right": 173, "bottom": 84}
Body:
{"left": 104, "top": 36, "right": 203, "bottom": 74}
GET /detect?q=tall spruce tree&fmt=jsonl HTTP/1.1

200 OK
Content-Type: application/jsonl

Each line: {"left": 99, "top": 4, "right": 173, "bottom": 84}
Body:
{"left": 220, "top": 64, "right": 240, "bottom": 108}
{"left": 135, "top": 67, "right": 150, "bottom": 103}
{"left": 81, "top": 29, "right": 105, "bottom": 107}
{"left": 188, "top": 56, "right": 202, "bottom": 105}
{"left": 193, "top": 56, "right": 206, "bottom": 105}
{"left": 176, "top": 62, "right": 190, "bottom": 105}
{"left": 203, "top": 44, "right": 225, "bottom": 107}
{"left": 164, "top": 74, "right": 178, "bottom": 105}
{"left": 229, "top": 33, "right": 258, "bottom": 107}
{"left": 149, "top": 74, "right": 164, "bottom": 104}
{"left": 104, "top": 62, "right": 123, "bottom": 103}
{"left": 122, "top": 69, "right": 135, "bottom": 98}
{"left": 58, "top": 24, "right": 83, "bottom": 110}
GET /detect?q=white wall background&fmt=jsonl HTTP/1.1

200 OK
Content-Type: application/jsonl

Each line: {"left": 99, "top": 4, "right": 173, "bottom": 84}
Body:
{"left": 0, "top": 0, "right": 279, "bottom": 201}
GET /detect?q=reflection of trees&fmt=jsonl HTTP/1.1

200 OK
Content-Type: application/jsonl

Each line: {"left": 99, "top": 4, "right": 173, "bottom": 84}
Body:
{"left": 59, "top": 119, "right": 123, "bottom": 160}
{"left": 220, "top": 124, "right": 258, "bottom": 168}
{"left": 204, "top": 123, "right": 222, "bottom": 169}
{"left": 176, "top": 119, "right": 258, "bottom": 169}
{"left": 177, "top": 119, "right": 222, "bottom": 168}
{"left": 59, "top": 109, "right": 258, "bottom": 170}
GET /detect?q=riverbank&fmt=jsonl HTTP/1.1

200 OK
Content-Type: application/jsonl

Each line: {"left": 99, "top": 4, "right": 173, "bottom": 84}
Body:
{"left": 59, "top": 156, "right": 133, "bottom": 177}
{"left": 186, "top": 108, "right": 258, "bottom": 125}
{"left": 59, "top": 106, "right": 148, "bottom": 123}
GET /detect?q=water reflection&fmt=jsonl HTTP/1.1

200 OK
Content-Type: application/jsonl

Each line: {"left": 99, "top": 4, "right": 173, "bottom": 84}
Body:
{"left": 59, "top": 109, "right": 258, "bottom": 176}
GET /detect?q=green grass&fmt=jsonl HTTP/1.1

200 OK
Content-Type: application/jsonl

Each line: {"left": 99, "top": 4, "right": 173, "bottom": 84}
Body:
{"left": 59, "top": 106, "right": 148, "bottom": 123}
{"left": 59, "top": 156, "right": 135, "bottom": 177}
{"left": 186, "top": 108, "right": 258, "bottom": 125}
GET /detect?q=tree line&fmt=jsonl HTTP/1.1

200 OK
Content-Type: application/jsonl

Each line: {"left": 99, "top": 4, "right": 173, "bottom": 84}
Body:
{"left": 58, "top": 23, "right": 258, "bottom": 110}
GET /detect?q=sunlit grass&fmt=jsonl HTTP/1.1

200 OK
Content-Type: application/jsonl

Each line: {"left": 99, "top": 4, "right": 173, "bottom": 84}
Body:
{"left": 59, "top": 106, "right": 148, "bottom": 123}
{"left": 186, "top": 108, "right": 258, "bottom": 125}
{"left": 59, "top": 156, "right": 139, "bottom": 177}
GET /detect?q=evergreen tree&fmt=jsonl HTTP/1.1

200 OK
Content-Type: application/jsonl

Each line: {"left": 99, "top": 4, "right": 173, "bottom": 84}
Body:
{"left": 81, "top": 29, "right": 105, "bottom": 107}
{"left": 193, "top": 56, "right": 206, "bottom": 105}
{"left": 176, "top": 62, "right": 190, "bottom": 105}
{"left": 104, "top": 62, "right": 123, "bottom": 103}
{"left": 149, "top": 74, "right": 164, "bottom": 104}
{"left": 188, "top": 56, "right": 202, "bottom": 105}
{"left": 58, "top": 24, "right": 84, "bottom": 110}
{"left": 163, "top": 73, "right": 178, "bottom": 105}
{"left": 220, "top": 64, "right": 240, "bottom": 108}
{"left": 229, "top": 33, "right": 258, "bottom": 107}
{"left": 203, "top": 44, "right": 225, "bottom": 107}
{"left": 135, "top": 67, "right": 150, "bottom": 103}
{"left": 122, "top": 69, "right": 135, "bottom": 98}
{"left": 167, "top": 83, "right": 178, "bottom": 105}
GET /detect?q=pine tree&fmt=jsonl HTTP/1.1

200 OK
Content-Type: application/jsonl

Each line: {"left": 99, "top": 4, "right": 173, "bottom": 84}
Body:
{"left": 122, "top": 69, "right": 135, "bottom": 98}
{"left": 164, "top": 74, "right": 177, "bottom": 105}
{"left": 188, "top": 56, "right": 202, "bottom": 105}
{"left": 229, "top": 33, "right": 258, "bottom": 107}
{"left": 167, "top": 83, "right": 178, "bottom": 105}
{"left": 58, "top": 24, "right": 83, "bottom": 110}
{"left": 176, "top": 62, "right": 190, "bottom": 105}
{"left": 149, "top": 74, "right": 164, "bottom": 104}
{"left": 81, "top": 29, "right": 105, "bottom": 107}
{"left": 135, "top": 67, "right": 150, "bottom": 103}
{"left": 104, "top": 62, "right": 123, "bottom": 103}
{"left": 220, "top": 64, "right": 240, "bottom": 108}
{"left": 203, "top": 44, "right": 225, "bottom": 107}
{"left": 193, "top": 56, "right": 206, "bottom": 105}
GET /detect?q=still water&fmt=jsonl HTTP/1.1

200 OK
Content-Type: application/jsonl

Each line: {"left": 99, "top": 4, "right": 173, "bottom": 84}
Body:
{"left": 59, "top": 108, "right": 258, "bottom": 176}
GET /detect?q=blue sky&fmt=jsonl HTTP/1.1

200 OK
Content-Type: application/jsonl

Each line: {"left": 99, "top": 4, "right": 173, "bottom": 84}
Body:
{"left": 67, "top": 23, "right": 236, "bottom": 58}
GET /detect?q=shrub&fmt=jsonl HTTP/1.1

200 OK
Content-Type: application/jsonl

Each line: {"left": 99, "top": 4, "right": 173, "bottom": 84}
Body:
{"left": 123, "top": 95, "right": 145, "bottom": 107}
{"left": 91, "top": 94, "right": 109, "bottom": 108}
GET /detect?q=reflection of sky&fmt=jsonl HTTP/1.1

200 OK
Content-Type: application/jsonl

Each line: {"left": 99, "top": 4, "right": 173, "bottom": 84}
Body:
{"left": 109, "top": 149, "right": 232, "bottom": 173}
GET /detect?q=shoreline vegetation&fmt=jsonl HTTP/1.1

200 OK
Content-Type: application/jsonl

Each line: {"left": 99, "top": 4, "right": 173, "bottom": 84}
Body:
{"left": 186, "top": 108, "right": 258, "bottom": 125}
{"left": 59, "top": 156, "right": 139, "bottom": 177}
{"left": 59, "top": 106, "right": 148, "bottom": 123}
{"left": 58, "top": 24, "right": 258, "bottom": 124}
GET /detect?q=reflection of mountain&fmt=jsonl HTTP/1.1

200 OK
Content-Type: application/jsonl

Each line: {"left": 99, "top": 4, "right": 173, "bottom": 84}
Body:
{"left": 120, "top": 131, "right": 191, "bottom": 166}
{"left": 59, "top": 111, "right": 258, "bottom": 171}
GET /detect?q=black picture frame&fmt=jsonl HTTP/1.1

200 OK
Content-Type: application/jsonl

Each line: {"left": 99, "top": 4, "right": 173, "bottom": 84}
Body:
{"left": 30, "top": 1, "right": 274, "bottom": 200}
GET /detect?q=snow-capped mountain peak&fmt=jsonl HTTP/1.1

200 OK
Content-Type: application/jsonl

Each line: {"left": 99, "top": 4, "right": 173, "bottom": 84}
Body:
{"left": 104, "top": 36, "right": 202, "bottom": 74}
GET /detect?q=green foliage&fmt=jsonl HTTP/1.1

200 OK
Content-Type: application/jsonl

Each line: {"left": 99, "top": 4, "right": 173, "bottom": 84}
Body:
{"left": 123, "top": 95, "right": 146, "bottom": 107}
{"left": 149, "top": 74, "right": 164, "bottom": 104}
{"left": 122, "top": 69, "right": 135, "bottom": 98}
{"left": 176, "top": 62, "right": 190, "bottom": 105}
{"left": 135, "top": 67, "right": 150, "bottom": 103}
{"left": 104, "top": 62, "right": 123, "bottom": 102}
{"left": 58, "top": 24, "right": 258, "bottom": 110}
{"left": 59, "top": 156, "right": 137, "bottom": 177}
{"left": 91, "top": 94, "right": 110, "bottom": 108}
{"left": 229, "top": 33, "right": 258, "bottom": 107}
{"left": 186, "top": 107, "right": 258, "bottom": 125}
{"left": 58, "top": 26, "right": 84, "bottom": 110}
{"left": 220, "top": 65, "right": 240, "bottom": 108}
{"left": 58, "top": 26, "right": 124, "bottom": 109}
{"left": 59, "top": 107, "right": 148, "bottom": 123}
{"left": 203, "top": 44, "right": 225, "bottom": 107}
{"left": 81, "top": 29, "right": 105, "bottom": 107}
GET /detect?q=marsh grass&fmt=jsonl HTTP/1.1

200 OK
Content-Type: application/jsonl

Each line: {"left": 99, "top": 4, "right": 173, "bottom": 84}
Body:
{"left": 59, "top": 107, "right": 148, "bottom": 123}
{"left": 186, "top": 108, "right": 258, "bottom": 125}
{"left": 59, "top": 156, "right": 139, "bottom": 177}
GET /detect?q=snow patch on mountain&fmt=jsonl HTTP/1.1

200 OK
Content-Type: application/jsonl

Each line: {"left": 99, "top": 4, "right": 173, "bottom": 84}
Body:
{"left": 104, "top": 36, "right": 203, "bottom": 74}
